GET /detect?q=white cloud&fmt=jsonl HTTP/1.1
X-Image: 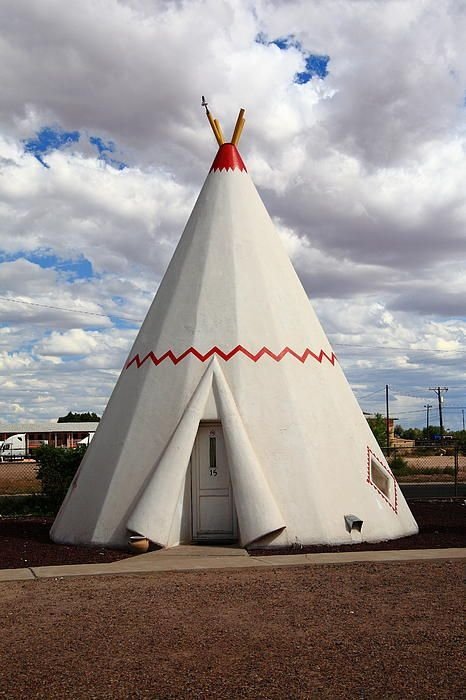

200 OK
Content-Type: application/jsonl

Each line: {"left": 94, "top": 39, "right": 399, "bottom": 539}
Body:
{"left": 0, "top": 351, "right": 34, "bottom": 371}
{"left": 37, "top": 329, "right": 99, "bottom": 356}
{"left": 0, "top": 0, "right": 464, "bottom": 428}
{"left": 0, "top": 141, "right": 193, "bottom": 276}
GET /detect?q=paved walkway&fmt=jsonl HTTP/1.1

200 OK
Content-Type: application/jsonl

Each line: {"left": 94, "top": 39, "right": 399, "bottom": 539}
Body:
{"left": 0, "top": 545, "right": 465, "bottom": 582}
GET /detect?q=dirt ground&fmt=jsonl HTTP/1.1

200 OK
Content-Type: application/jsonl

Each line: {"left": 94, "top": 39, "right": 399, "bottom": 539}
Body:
{"left": 0, "top": 517, "right": 131, "bottom": 569}
{"left": 404, "top": 455, "right": 466, "bottom": 469}
{"left": 252, "top": 501, "right": 466, "bottom": 556}
{"left": 0, "top": 561, "right": 464, "bottom": 699}
{"left": 0, "top": 501, "right": 464, "bottom": 569}
{"left": 0, "top": 460, "right": 40, "bottom": 494}
{"left": 397, "top": 456, "right": 466, "bottom": 483}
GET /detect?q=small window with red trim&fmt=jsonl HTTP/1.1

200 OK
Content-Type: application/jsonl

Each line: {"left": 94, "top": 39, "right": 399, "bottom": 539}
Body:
{"left": 370, "top": 455, "right": 391, "bottom": 498}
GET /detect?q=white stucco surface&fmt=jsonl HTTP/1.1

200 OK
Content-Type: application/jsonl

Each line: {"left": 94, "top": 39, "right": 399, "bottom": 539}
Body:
{"left": 51, "top": 147, "right": 418, "bottom": 549}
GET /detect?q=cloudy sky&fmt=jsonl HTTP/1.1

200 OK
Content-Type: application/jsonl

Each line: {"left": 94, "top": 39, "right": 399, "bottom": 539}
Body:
{"left": 0, "top": 0, "right": 465, "bottom": 430}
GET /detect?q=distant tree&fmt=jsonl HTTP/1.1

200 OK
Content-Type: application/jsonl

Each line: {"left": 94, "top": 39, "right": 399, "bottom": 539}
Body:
{"left": 397, "top": 427, "right": 423, "bottom": 441}
{"left": 366, "top": 413, "right": 387, "bottom": 448}
{"left": 422, "top": 425, "right": 441, "bottom": 440}
{"left": 57, "top": 411, "right": 100, "bottom": 423}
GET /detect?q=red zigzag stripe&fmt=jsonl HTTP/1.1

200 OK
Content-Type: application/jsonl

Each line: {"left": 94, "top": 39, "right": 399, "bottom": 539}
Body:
{"left": 125, "top": 345, "right": 337, "bottom": 370}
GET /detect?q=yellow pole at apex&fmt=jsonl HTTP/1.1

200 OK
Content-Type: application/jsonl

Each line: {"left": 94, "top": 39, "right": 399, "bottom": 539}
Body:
{"left": 202, "top": 98, "right": 246, "bottom": 147}
{"left": 214, "top": 119, "right": 225, "bottom": 145}
{"left": 202, "top": 96, "right": 224, "bottom": 146}
{"left": 231, "top": 108, "right": 245, "bottom": 146}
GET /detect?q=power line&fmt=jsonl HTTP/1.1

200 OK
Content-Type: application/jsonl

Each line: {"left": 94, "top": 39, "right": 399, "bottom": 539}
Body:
{"left": 0, "top": 296, "right": 142, "bottom": 322}
{"left": 333, "top": 342, "right": 464, "bottom": 354}
{"left": 357, "top": 388, "right": 385, "bottom": 400}
{"left": 0, "top": 386, "right": 109, "bottom": 395}
{"left": 1, "top": 297, "right": 465, "bottom": 356}
{"left": 361, "top": 406, "right": 431, "bottom": 415}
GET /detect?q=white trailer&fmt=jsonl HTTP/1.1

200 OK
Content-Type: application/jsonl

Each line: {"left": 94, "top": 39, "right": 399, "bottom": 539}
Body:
{"left": 0, "top": 433, "right": 28, "bottom": 461}
{"left": 76, "top": 433, "right": 95, "bottom": 447}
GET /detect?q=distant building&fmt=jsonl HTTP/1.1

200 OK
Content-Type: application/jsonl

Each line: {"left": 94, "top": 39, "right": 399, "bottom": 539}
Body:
{"left": 363, "top": 414, "right": 415, "bottom": 448}
{"left": 0, "top": 422, "right": 98, "bottom": 450}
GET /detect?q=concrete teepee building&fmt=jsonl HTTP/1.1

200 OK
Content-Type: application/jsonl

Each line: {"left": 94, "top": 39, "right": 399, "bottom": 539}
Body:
{"left": 51, "top": 105, "right": 418, "bottom": 550}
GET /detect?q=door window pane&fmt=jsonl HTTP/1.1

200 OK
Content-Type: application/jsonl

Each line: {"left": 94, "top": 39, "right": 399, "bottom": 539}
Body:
{"left": 209, "top": 437, "right": 216, "bottom": 470}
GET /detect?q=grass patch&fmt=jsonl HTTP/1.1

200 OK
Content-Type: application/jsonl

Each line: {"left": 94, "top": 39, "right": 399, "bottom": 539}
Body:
{"left": 415, "top": 467, "right": 456, "bottom": 476}
{"left": 389, "top": 454, "right": 413, "bottom": 476}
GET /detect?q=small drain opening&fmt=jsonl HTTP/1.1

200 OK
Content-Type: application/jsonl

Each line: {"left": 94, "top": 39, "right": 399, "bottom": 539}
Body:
{"left": 344, "top": 515, "right": 364, "bottom": 533}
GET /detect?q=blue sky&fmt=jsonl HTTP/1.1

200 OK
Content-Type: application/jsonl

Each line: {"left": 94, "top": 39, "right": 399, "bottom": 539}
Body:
{"left": 0, "top": 251, "right": 94, "bottom": 279}
{"left": 23, "top": 126, "right": 79, "bottom": 168}
{"left": 23, "top": 127, "right": 127, "bottom": 169}
{"left": 256, "top": 33, "right": 330, "bottom": 83}
{"left": 88, "top": 136, "right": 127, "bottom": 170}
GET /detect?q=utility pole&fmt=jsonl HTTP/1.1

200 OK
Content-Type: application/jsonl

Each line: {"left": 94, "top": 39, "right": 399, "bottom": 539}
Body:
{"left": 424, "top": 404, "right": 432, "bottom": 441}
{"left": 462, "top": 409, "right": 465, "bottom": 432}
{"left": 385, "top": 384, "right": 390, "bottom": 454}
{"left": 429, "top": 386, "right": 448, "bottom": 441}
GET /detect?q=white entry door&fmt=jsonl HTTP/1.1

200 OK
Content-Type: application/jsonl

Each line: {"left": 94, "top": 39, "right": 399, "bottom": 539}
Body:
{"left": 191, "top": 424, "right": 237, "bottom": 542}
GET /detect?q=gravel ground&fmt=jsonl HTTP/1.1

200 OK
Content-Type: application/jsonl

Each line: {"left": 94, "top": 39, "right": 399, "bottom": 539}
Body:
{"left": 0, "top": 501, "right": 464, "bottom": 569}
{"left": 0, "top": 517, "right": 132, "bottom": 569}
{"left": 0, "top": 561, "right": 464, "bottom": 699}
{"left": 252, "top": 501, "right": 466, "bottom": 556}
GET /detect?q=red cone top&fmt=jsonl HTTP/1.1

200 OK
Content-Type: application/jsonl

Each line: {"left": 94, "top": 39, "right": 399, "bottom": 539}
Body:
{"left": 210, "top": 143, "right": 247, "bottom": 173}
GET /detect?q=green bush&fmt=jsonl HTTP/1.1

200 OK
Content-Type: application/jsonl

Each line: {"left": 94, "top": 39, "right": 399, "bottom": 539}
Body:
{"left": 413, "top": 466, "right": 455, "bottom": 476}
{"left": 33, "top": 445, "right": 86, "bottom": 511}
{"left": 0, "top": 494, "right": 54, "bottom": 517}
{"left": 388, "top": 454, "right": 412, "bottom": 475}
{"left": 366, "top": 413, "right": 387, "bottom": 448}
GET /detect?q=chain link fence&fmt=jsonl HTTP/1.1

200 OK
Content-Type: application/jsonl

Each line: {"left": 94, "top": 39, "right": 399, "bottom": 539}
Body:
{"left": 0, "top": 456, "right": 41, "bottom": 495}
{"left": 0, "top": 442, "right": 464, "bottom": 497}
{"left": 383, "top": 443, "right": 464, "bottom": 495}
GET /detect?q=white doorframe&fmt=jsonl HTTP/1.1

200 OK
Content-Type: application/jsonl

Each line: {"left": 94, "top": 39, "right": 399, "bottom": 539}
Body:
{"left": 191, "top": 422, "right": 237, "bottom": 542}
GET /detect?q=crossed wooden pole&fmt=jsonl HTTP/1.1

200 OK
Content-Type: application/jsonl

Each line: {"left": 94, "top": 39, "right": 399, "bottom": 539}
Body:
{"left": 202, "top": 97, "right": 245, "bottom": 147}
